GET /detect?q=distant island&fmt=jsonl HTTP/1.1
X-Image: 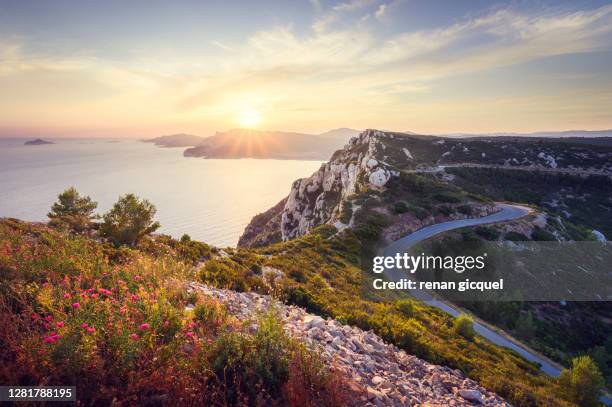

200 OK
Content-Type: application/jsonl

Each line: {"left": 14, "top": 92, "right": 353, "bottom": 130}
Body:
{"left": 24, "top": 138, "right": 54, "bottom": 145}
{"left": 142, "top": 133, "right": 206, "bottom": 148}
{"left": 143, "top": 128, "right": 360, "bottom": 160}
{"left": 182, "top": 128, "right": 360, "bottom": 160}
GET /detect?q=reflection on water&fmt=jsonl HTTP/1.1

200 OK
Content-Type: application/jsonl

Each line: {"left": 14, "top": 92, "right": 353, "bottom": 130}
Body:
{"left": 0, "top": 138, "right": 323, "bottom": 247}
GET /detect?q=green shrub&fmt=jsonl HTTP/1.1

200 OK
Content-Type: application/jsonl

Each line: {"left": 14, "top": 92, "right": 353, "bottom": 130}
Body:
{"left": 531, "top": 227, "right": 556, "bottom": 241}
{"left": 505, "top": 231, "right": 529, "bottom": 241}
{"left": 558, "top": 356, "right": 604, "bottom": 407}
{"left": 395, "top": 300, "right": 414, "bottom": 317}
{"left": 453, "top": 314, "right": 475, "bottom": 339}
{"left": 47, "top": 187, "right": 98, "bottom": 233}
{"left": 474, "top": 226, "right": 500, "bottom": 241}
{"left": 434, "top": 192, "right": 462, "bottom": 203}
{"left": 99, "top": 193, "right": 160, "bottom": 247}
{"left": 393, "top": 201, "right": 409, "bottom": 214}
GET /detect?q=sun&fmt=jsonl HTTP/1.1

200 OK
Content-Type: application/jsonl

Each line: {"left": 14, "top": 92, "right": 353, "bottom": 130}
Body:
{"left": 238, "top": 107, "right": 262, "bottom": 128}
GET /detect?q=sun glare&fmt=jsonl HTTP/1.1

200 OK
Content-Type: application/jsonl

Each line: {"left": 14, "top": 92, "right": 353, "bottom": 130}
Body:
{"left": 238, "top": 107, "right": 262, "bottom": 128}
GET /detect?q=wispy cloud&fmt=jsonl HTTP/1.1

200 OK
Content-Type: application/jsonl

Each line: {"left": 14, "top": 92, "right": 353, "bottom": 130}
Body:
{"left": 210, "top": 41, "right": 234, "bottom": 52}
{"left": 333, "top": 0, "right": 374, "bottom": 12}
{"left": 2, "top": 3, "right": 611, "bottom": 134}
{"left": 375, "top": 4, "right": 386, "bottom": 20}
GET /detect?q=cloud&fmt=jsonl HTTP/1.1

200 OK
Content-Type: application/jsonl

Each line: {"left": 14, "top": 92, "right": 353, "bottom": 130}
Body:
{"left": 375, "top": 4, "right": 386, "bottom": 20}
{"left": 309, "top": 0, "right": 322, "bottom": 12}
{"left": 332, "top": 0, "right": 374, "bottom": 12}
{"left": 210, "top": 41, "right": 234, "bottom": 52}
{"left": 3, "top": 3, "right": 612, "bottom": 134}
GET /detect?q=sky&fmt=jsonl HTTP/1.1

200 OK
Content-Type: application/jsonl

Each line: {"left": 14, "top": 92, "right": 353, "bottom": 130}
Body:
{"left": 1, "top": 0, "right": 612, "bottom": 137}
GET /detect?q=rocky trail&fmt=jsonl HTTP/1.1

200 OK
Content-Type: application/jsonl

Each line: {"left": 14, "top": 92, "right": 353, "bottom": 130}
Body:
{"left": 190, "top": 282, "right": 509, "bottom": 406}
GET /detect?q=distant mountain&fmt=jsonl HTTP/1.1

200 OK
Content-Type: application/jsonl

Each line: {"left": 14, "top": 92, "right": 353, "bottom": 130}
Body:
{"left": 142, "top": 133, "right": 206, "bottom": 148}
{"left": 443, "top": 129, "right": 612, "bottom": 139}
{"left": 318, "top": 127, "right": 360, "bottom": 141}
{"left": 24, "top": 138, "right": 53, "bottom": 145}
{"left": 184, "top": 128, "right": 360, "bottom": 160}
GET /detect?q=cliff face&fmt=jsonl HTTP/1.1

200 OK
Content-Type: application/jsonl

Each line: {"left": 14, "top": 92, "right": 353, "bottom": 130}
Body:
{"left": 239, "top": 129, "right": 399, "bottom": 247}
{"left": 239, "top": 128, "right": 612, "bottom": 248}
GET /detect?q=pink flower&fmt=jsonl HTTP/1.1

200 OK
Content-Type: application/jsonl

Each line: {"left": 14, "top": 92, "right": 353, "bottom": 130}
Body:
{"left": 56, "top": 321, "right": 64, "bottom": 328}
{"left": 43, "top": 334, "right": 60, "bottom": 343}
{"left": 163, "top": 320, "right": 169, "bottom": 327}
{"left": 82, "top": 322, "right": 89, "bottom": 329}
{"left": 72, "top": 302, "right": 80, "bottom": 309}
{"left": 44, "top": 315, "right": 53, "bottom": 322}
{"left": 130, "top": 294, "right": 139, "bottom": 302}
{"left": 91, "top": 293, "right": 99, "bottom": 299}
{"left": 129, "top": 333, "right": 139, "bottom": 340}
{"left": 63, "top": 293, "right": 70, "bottom": 299}
{"left": 185, "top": 331, "right": 195, "bottom": 338}
{"left": 134, "top": 275, "right": 140, "bottom": 281}
{"left": 139, "top": 323, "right": 150, "bottom": 331}
{"left": 87, "top": 327, "right": 95, "bottom": 334}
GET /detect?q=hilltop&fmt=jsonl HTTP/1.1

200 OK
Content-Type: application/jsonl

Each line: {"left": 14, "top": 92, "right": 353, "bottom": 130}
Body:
{"left": 24, "top": 138, "right": 54, "bottom": 145}
{"left": 184, "top": 128, "right": 359, "bottom": 160}
{"left": 239, "top": 129, "right": 612, "bottom": 400}
{"left": 142, "top": 133, "right": 206, "bottom": 148}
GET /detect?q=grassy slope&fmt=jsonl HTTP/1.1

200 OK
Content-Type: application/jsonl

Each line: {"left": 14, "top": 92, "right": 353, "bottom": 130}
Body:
{"left": 0, "top": 219, "right": 350, "bottom": 406}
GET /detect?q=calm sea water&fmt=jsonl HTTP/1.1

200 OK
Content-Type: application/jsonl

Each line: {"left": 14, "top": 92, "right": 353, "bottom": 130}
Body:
{"left": 0, "top": 138, "right": 322, "bottom": 247}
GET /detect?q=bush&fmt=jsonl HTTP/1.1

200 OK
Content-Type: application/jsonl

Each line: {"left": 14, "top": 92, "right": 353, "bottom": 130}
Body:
{"left": 505, "top": 231, "right": 529, "bottom": 241}
{"left": 47, "top": 187, "right": 98, "bottom": 232}
{"left": 558, "top": 356, "right": 604, "bottom": 407}
{"left": 531, "top": 227, "right": 556, "bottom": 241}
{"left": 99, "top": 193, "right": 160, "bottom": 247}
{"left": 474, "top": 226, "right": 500, "bottom": 241}
{"left": 453, "top": 314, "right": 475, "bottom": 340}
{"left": 434, "top": 192, "right": 462, "bottom": 203}
{"left": 393, "top": 201, "right": 409, "bottom": 214}
{"left": 395, "top": 300, "right": 414, "bottom": 317}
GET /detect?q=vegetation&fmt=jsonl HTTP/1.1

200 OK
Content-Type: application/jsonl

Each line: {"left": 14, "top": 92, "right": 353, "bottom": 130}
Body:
{"left": 47, "top": 187, "right": 98, "bottom": 232}
{"left": 558, "top": 356, "right": 604, "bottom": 407}
{"left": 100, "top": 193, "right": 160, "bottom": 247}
{"left": 453, "top": 314, "right": 475, "bottom": 340}
{"left": 213, "top": 227, "right": 580, "bottom": 406}
{"left": 0, "top": 219, "right": 350, "bottom": 405}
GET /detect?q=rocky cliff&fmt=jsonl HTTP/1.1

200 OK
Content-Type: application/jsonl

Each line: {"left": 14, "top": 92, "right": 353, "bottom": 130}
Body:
{"left": 239, "top": 129, "right": 401, "bottom": 247}
{"left": 240, "top": 128, "right": 612, "bottom": 248}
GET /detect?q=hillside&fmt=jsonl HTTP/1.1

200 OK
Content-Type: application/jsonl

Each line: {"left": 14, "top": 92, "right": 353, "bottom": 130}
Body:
{"left": 0, "top": 218, "right": 578, "bottom": 406}
{"left": 238, "top": 129, "right": 612, "bottom": 398}
{"left": 239, "top": 129, "right": 612, "bottom": 247}
{"left": 184, "top": 128, "right": 359, "bottom": 160}
{"left": 142, "top": 133, "right": 206, "bottom": 148}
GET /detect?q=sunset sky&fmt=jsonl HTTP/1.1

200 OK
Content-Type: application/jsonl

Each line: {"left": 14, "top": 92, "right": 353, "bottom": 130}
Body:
{"left": 1, "top": 0, "right": 612, "bottom": 137}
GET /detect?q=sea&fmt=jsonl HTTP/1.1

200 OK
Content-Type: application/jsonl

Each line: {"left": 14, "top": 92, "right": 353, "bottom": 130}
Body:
{"left": 0, "top": 138, "right": 323, "bottom": 247}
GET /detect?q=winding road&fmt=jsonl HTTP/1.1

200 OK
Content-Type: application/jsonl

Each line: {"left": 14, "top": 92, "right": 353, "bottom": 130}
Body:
{"left": 382, "top": 204, "right": 564, "bottom": 377}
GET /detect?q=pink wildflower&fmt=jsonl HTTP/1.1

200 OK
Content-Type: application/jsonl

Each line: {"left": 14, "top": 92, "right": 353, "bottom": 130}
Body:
{"left": 129, "top": 333, "right": 139, "bottom": 340}
{"left": 72, "top": 302, "right": 80, "bottom": 309}
{"left": 56, "top": 321, "right": 64, "bottom": 328}
{"left": 139, "top": 323, "right": 150, "bottom": 331}
{"left": 63, "top": 293, "right": 70, "bottom": 299}
{"left": 43, "top": 334, "right": 60, "bottom": 343}
{"left": 82, "top": 322, "right": 89, "bottom": 329}
{"left": 87, "top": 327, "right": 95, "bottom": 334}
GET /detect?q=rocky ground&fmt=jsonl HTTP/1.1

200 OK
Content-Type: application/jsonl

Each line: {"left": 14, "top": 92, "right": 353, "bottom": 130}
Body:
{"left": 190, "top": 282, "right": 510, "bottom": 406}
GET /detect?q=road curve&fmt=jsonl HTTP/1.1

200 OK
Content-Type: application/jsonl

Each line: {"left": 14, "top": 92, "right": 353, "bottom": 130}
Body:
{"left": 382, "top": 204, "right": 563, "bottom": 377}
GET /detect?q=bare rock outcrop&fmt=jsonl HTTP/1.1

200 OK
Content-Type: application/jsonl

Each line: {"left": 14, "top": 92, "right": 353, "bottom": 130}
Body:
{"left": 190, "top": 282, "right": 510, "bottom": 407}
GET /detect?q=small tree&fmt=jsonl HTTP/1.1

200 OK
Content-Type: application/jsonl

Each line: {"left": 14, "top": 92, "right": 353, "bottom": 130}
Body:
{"left": 100, "top": 193, "right": 160, "bottom": 247}
{"left": 558, "top": 355, "right": 604, "bottom": 407}
{"left": 47, "top": 187, "right": 98, "bottom": 232}
{"left": 453, "top": 313, "right": 475, "bottom": 340}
